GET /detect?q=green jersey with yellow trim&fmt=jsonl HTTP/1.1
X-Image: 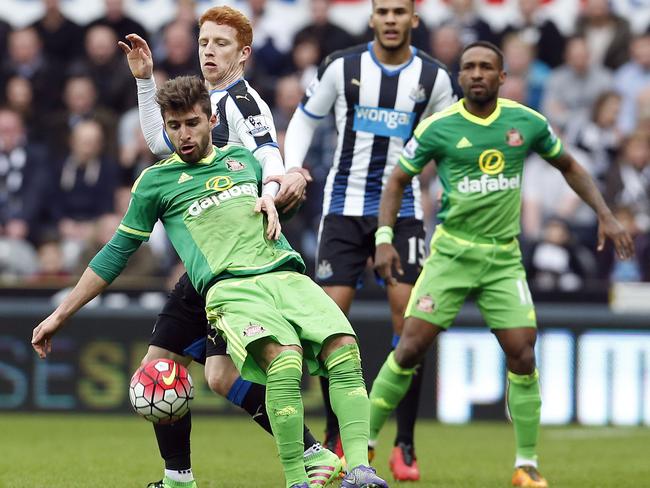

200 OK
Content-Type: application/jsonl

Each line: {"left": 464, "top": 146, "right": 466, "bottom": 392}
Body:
{"left": 400, "top": 98, "right": 563, "bottom": 240}
{"left": 117, "top": 145, "right": 304, "bottom": 296}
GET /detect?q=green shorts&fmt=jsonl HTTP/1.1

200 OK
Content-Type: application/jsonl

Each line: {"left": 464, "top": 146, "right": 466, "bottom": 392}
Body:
{"left": 405, "top": 225, "right": 536, "bottom": 329}
{"left": 205, "top": 271, "right": 355, "bottom": 385}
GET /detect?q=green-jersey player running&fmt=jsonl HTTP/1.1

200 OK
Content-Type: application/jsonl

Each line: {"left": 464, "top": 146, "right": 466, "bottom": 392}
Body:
{"left": 32, "top": 76, "right": 388, "bottom": 488}
{"left": 368, "top": 41, "right": 634, "bottom": 488}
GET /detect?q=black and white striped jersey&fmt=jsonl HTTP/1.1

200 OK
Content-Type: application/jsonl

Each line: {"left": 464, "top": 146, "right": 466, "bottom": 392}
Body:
{"left": 159, "top": 79, "right": 279, "bottom": 154}
{"left": 299, "top": 42, "right": 455, "bottom": 219}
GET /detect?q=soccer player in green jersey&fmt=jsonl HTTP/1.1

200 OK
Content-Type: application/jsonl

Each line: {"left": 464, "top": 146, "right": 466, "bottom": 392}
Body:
{"left": 368, "top": 41, "right": 635, "bottom": 488}
{"left": 31, "top": 76, "right": 388, "bottom": 488}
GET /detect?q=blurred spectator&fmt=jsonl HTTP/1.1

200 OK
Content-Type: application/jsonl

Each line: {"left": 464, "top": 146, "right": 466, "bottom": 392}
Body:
{"left": 87, "top": 0, "right": 147, "bottom": 42}
{"left": 502, "top": 33, "right": 550, "bottom": 110}
{"left": 31, "top": 0, "right": 84, "bottom": 67}
{"left": 45, "top": 75, "right": 118, "bottom": 158}
{"left": 604, "top": 131, "right": 650, "bottom": 234}
{"left": 246, "top": 0, "right": 291, "bottom": 76}
{"left": 501, "top": 0, "right": 565, "bottom": 68}
{"left": 430, "top": 24, "right": 463, "bottom": 97}
{"left": 614, "top": 32, "right": 650, "bottom": 135}
{"left": 0, "top": 27, "right": 62, "bottom": 114}
{"left": 158, "top": 22, "right": 199, "bottom": 79}
{"left": 0, "top": 237, "right": 39, "bottom": 278}
{"left": 525, "top": 217, "right": 595, "bottom": 291}
{"left": 541, "top": 36, "right": 613, "bottom": 130}
{"left": 69, "top": 25, "right": 136, "bottom": 113}
{"left": 3, "top": 76, "right": 42, "bottom": 140}
{"left": 293, "top": 0, "right": 355, "bottom": 63}
{"left": 273, "top": 74, "right": 303, "bottom": 134}
{"left": 54, "top": 120, "right": 118, "bottom": 242}
{"left": 290, "top": 36, "right": 320, "bottom": 90}
{"left": 0, "top": 108, "right": 51, "bottom": 242}
{"left": 500, "top": 74, "right": 527, "bottom": 103}
{"left": 30, "top": 234, "right": 70, "bottom": 284}
{"left": 75, "top": 213, "right": 160, "bottom": 280}
{"left": 575, "top": 0, "right": 632, "bottom": 70}
{"left": 522, "top": 149, "right": 597, "bottom": 247}
{"left": 439, "top": 0, "right": 497, "bottom": 46}
{"left": 118, "top": 126, "right": 156, "bottom": 185}
{"left": 565, "top": 91, "right": 622, "bottom": 189}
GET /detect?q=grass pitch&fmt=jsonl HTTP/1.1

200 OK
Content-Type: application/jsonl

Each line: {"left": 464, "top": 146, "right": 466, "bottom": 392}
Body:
{"left": 1, "top": 414, "right": 648, "bottom": 487}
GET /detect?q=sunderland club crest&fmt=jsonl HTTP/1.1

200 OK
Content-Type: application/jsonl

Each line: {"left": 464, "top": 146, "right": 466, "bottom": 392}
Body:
{"left": 505, "top": 128, "right": 524, "bottom": 147}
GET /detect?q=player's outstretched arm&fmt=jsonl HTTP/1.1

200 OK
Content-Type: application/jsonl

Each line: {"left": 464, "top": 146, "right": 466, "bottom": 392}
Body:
{"left": 118, "top": 34, "right": 171, "bottom": 157}
{"left": 374, "top": 166, "right": 414, "bottom": 285}
{"left": 31, "top": 268, "right": 110, "bottom": 358}
{"left": 547, "top": 152, "right": 635, "bottom": 259}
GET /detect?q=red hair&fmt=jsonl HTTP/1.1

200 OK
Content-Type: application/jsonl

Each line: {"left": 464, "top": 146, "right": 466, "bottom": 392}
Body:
{"left": 199, "top": 6, "right": 253, "bottom": 48}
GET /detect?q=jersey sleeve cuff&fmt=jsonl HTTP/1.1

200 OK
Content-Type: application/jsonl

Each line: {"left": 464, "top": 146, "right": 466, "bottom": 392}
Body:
{"left": 117, "top": 224, "right": 151, "bottom": 241}
{"left": 299, "top": 103, "right": 326, "bottom": 120}
{"left": 540, "top": 139, "right": 563, "bottom": 159}
{"left": 399, "top": 156, "right": 422, "bottom": 176}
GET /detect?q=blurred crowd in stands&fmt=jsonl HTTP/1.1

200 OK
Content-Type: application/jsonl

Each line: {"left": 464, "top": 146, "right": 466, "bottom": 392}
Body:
{"left": 0, "top": 0, "right": 648, "bottom": 294}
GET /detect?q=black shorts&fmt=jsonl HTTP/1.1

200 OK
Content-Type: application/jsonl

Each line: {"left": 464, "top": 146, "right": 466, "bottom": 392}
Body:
{"left": 315, "top": 215, "right": 426, "bottom": 287}
{"left": 149, "top": 273, "right": 228, "bottom": 365}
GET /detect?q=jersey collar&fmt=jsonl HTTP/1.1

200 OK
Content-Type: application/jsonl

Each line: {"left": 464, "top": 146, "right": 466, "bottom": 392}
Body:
{"left": 367, "top": 42, "right": 415, "bottom": 76}
{"left": 458, "top": 98, "right": 502, "bottom": 126}
{"left": 171, "top": 145, "right": 217, "bottom": 165}
{"left": 209, "top": 78, "right": 244, "bottom": 94}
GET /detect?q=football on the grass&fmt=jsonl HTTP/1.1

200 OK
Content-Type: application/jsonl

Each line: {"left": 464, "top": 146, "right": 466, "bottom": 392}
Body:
{"left": 129, "top": 359, "right": 194, "bottom": 424}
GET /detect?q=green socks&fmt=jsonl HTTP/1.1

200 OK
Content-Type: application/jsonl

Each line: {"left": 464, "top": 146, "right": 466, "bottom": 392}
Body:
{"left": 325, "top": 343, "right": 370, "bottom": 470}
{"left": 507, "top": 369, "right": 542, "bottom": 465}
{"left": 368, "top": 351, "right": 416, "bottom": 443}
{"left": 266, "top": 350, "right": 308, "bottom": 487}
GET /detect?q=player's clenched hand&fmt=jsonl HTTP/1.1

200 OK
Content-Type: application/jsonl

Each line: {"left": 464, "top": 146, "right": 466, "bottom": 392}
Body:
{"left": 32, "top": 314, "right": 65, "bottom": 359}
{"left": 118, "top": 34, "right": 153, "bottom": 79}
{"left": 255, "top": 195, "right": 281, "bottom": 240}
{"left": 597, "top": 213, "right": 635, "bottom": 260}
{"left": 265, "top": 168, "right": 311, "bottom": 212}
{"left": 374, "top": 243, "right": 404, "bottom": 286}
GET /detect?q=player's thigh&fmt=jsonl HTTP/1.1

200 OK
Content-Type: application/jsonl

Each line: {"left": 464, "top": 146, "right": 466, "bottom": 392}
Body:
{"left": 322, "top": 285, "right": 356, "bottom": 315}
{"left": 315, "top": 214, "right": 374, "bottom": 287}
{"left": 141, "top": 345, "right": 193, "bottom": 368}
{"left": 405, "top": 248, "right": 471, "bottom": 329}
{"left": 205, "top": 276, "right": 301, "bottom": 385}
{"left": 149, "top": 273, "right": 209, "bottom": 365}
{"left": 204, "top": 353, "right": 241, "bottom": 396}
{"left": 391, "top": 217, "right": 426, "bottom": 285}
{"left": 476, "top": 260, "right": 537, "bottom": 330}
{"left": 269, "top": 272, "right": 356, "bottom": 376}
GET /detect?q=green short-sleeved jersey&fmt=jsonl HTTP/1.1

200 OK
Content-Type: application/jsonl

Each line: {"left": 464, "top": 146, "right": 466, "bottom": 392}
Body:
{"left": 117, "top": 145, "right": 304, "bottom": 296}
{"left": 399, "top": 98, "right": 564, "bottom": 240}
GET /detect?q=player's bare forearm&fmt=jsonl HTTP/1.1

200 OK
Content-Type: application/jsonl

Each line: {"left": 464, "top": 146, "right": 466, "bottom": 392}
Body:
{"left": 52, "top": 268, "right": 109, "bottom": 322}
{"left": 32, "top": 268, "right": 109, "bottom": 358}
{"left": 378, "top": 166, "right": 413, "bottom": 228}
{"left": 548, "top": 152, "right": 634, "bottom": 258}
{"left": 548, "top": 153, "right": 612, "bottom": 219}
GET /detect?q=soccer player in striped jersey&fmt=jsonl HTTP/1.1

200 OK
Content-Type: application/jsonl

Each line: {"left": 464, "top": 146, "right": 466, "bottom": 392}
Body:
{"left": 284, "top": 0, "right": 456, "bottom": 480}
{"left": 118, "top": 7, "right": 338, "bottom": 488}
{"left": 370, "top": 41, "right": 634, "bottom": 487}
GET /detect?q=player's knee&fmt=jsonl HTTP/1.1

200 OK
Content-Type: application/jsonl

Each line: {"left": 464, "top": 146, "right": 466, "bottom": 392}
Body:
{"left": 320, "top": 333, "right": 357, "bottom": 362}
{"left": 507, "top": 346, "right": 536, "bottom": 374}
{"left": 394, "top": 338, "right": 426, "bottom": 369}
{"left": 205, "top": 369, "right": 231, "bottom": 397}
